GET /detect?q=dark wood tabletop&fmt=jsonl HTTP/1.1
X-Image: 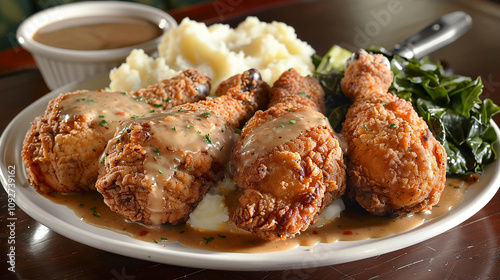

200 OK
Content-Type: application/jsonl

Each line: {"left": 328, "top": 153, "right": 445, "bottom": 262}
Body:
{"left": 1, "top": 0, "right": 499, "bottom": 279}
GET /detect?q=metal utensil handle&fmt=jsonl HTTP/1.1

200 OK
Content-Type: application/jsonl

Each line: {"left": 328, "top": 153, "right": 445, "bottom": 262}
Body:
{"left": 391, "top": 11, "right": 472, "bottom": 59}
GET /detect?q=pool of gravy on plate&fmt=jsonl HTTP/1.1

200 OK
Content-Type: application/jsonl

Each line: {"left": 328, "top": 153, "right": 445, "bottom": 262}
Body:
{"left": 33, "top": 16, "right": 162, "bottom": 50}
{"left": 43, "top": 178, "right": 470, "bottom": 253}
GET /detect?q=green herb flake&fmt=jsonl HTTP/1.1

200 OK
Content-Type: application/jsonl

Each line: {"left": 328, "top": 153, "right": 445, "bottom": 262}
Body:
{"left": 121, "top": 92, "right": 127, "bottom": 96}
{"left": 234, "top": 127, "right": 241, "bottom": 134}
{"left": 92, "top": 149, "right": 96, "bottom": 152}
{"left": 197, "top": 131, "right": 202, "bottom": 135}
{"left": 130, "top": 115, "right": 139, "bottom": 119}
{"left": 364, "top": 124, "right": 369, "bottom": 131}
{"left": 204, "top": 236, "right": 215, "bottom": 244}
{"left": 91, "top": 207, "right": 100, "bottom": 218}
{"left": 153, "top": 148, "right": 161, "bottom": 156}
{"left": 172, "top": 127, "right": 176, "bottom": 131}
{"left": 381, "top": 101, "right": 388, "bottom": 106}
{"left": 153, "top": 104, "right": 162, "bottom": 108}
{"left": 196, "top": 117, "right": 202, "bottom": 121}
{"left": 217, "top": 234, "right": 226, "bottom": 238}
{"left": 186, "top": 125, "right": 194, "bottom": 129}
{"left": 79, "top": 204, "right": 84, "bottom": 208}
{"left": 299, "top": 92, "right": 306, "bottom": 96}
{"left": 135, "top": 97, "right": 144, "bottom": 101}
{"left": 202, "top": 112, "right": 212, "bottom": 118}
{"left": 280, "top": 124, "right": 285, "bottom": 128}
{"left": 203, "top": 134, "right": 213, "bottom": 144}
{"left": 76, "top": 98, "right": 97, "bottom": 103}
{"left": 160, "top": 237, "right": 168, "bottom": 241}
{"left": 99, "top": 115, "right": 105, "bottom": 118}
{"left": 99, "top": 120, "right": 109, "bottom": 126}
{"left": 390, "top": 123, "right": 397, "bottom": 128}
{"left": 158, "top": 169, "right": 164, "bottom": 174}
{"left": 289, "top": 120, "right": 297, "bottom": 125}
{"left": 187, "top": 166, "right": 194, "bottom": 171}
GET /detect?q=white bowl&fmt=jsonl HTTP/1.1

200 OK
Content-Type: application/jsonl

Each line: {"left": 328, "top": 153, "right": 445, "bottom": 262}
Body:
{"left": 16, "top": 1, "right": 177, "bottom": 90}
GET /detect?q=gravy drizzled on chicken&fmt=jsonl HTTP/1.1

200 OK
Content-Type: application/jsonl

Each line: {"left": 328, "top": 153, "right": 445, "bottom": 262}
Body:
{"left": 231, "top": 69, "right": 346, "bottom": 240}
{"left": 341, "top": 50, "right": 447, "bottom": 216}
{"left": 22, "top": 69, "right": 211, "bottom": 193}
{"left": 96, "top": 69, "right": 269, "bottom": 225}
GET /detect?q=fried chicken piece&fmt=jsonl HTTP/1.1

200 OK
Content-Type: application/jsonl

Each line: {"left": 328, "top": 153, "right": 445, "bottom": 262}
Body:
{"left": 231, "top": 69, "right": 346, "bottom": 240}
{"left": 22, "top": 69, "right": 210, "bottom": 193}
{"left": 341, "top": 50, "right": 447, "bottom": 216}
{"left": 95, "top": 69, "right": 269, "bottom": 225}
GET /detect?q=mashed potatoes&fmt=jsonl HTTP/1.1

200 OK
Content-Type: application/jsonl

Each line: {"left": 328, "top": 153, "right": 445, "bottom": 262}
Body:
{"left": 109, "top": 17, "right": 315, "bottom": 92}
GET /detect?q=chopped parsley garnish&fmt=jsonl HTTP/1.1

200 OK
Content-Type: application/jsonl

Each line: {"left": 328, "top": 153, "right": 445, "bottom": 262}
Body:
{"left": 204, "top": 236, "right": 214, "bottom": 244}
{"left": 289, "top": 120, "right": 297, "bottom": 124}
{"left": 130, "top": 115, "right": 139, "bottom": 119}
{"left": 203, "top": 134, "right": 213, "bottom": 144}
{"left": 91, "top": 207, "right": 100, "bottom": 218}
{"left": 186, "top": 166, "right": 194, "bottom": 170}
{"left": 234, "top": 127, "right": 241, "bottom": 134}
{"left": 153, "top": 104, "right": 162, "bottom": 108}
{"left": 172, "top": 127, "right": 176, "bottom": 131}
{"left": 202, "top": 112, "right": 212, "bottom": 118}
{"left": 99, "top": 120, "right": 108, "bottom": 126}
{"left": 99, "top": 115, "right": 105, "bottom": 118}
{"left": 196, "top": 117, "right": 202, "bottom": 121}
{"left": 390, "top": 123, "right": 397, "bottom": 128}
{"left": 186, "top": 125, "right": 194, "bottom": 129}
{"left": 135, "top": 97, "right": 144, "bottom": 101}
{"left": 76, "top": 98, "right": 97, "bottom": 103}
{"left": 153, "top": 148, "right": 161, "bottom": 156}
{"left": 158, "top": 169, "right": 164, "bottom": 174}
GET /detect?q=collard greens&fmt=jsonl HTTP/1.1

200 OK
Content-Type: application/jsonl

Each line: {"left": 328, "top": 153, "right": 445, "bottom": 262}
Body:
{"left": 314, "top": 46, "right": 500, "bottom": 177}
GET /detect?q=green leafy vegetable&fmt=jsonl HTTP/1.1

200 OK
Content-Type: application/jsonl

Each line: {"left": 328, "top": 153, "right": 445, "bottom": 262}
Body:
{"left": 314, "top": 45, "right": 500, "bottom": 176}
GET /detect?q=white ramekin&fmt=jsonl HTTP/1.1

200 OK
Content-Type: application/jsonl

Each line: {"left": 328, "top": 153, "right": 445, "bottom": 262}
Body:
{"left": 16, "top": 1, "right": 177, "bottom": 90}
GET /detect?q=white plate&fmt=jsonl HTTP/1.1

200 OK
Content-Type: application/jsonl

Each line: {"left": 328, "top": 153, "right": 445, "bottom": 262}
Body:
{"left": 1, "top": 73, "right": 500, "bottom": 271}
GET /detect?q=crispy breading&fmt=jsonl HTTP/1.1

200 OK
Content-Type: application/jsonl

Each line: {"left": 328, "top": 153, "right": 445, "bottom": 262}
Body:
{"left": 341, "top": 51, "right": 447, "bottom": 216}
{"left": 22, "top": 69, "right": 211, "bottom": 193}
{"left": 95, "top": 69, "right": 270, "bottom": 225}
{"left": 232, "top": 69, "right": 346, "bottom": 240}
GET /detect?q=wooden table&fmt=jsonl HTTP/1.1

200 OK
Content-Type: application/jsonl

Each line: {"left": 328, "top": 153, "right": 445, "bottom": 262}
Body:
{"left": 1, "top": 0, "right": 499, "bottom": 278}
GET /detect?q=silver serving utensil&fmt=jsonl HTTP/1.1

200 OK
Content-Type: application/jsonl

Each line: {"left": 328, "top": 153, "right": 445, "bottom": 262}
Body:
{"left": 391, "top": 11, "right": 472, "bottom": 59}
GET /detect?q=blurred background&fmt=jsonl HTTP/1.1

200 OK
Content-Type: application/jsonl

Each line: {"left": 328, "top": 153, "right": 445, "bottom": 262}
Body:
{"left": 0, "top": 0, "right": 209, "bottom": 51}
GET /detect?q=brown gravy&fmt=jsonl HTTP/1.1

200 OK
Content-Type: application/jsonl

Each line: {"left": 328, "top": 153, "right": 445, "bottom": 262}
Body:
{"left": 33, "top": 16, "right": 162, "bottom": 50}
{"left": 43, "top": 178, "right": 470, "bottom": 253}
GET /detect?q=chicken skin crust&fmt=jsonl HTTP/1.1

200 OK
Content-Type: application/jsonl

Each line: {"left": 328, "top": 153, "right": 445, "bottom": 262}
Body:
{"left": 231, "top": 69, "right": 346, "bottom": 240}
{"left": 341, "top": 51, "right": 447, "bottom": 216}
{"left": 22, "top": 69, "right": 210, "bottom": 193}
{"left": 96, "top": 69, "right": 270, "bottom": 225}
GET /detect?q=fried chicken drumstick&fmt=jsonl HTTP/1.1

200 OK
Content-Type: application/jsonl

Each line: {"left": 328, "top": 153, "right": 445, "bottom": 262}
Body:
{"left": 95, "top": 69, "right": 269, "bottom": 225}
{"left": 341, "top": 50, "right": 447, "bottom": 216}
{"left": 231, "top": 69, "right": 346, "bottom": 240}
{"left": 22, "top": 69, "right": 210, "bottom": 193}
